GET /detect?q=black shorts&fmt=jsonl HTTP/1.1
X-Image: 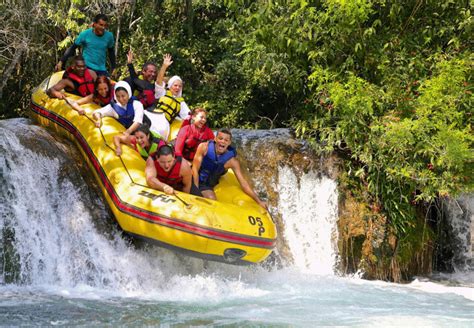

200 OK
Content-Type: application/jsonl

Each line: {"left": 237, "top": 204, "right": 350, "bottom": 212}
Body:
{"left": 198, "top": 171, "right": 225, "bottom": 192}
{"left": 198, "top": 183, "right": 214, "bottom": 192}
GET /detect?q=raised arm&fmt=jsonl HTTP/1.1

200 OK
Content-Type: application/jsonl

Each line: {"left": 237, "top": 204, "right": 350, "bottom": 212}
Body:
{"left": 127, "top": 49, "right": 139, "bottom": 80}
{"left": 228, "top": 158, "right": 267, "bottom": 209}
{"left": 156, "top": 53, "right": 173, "bottom": 88}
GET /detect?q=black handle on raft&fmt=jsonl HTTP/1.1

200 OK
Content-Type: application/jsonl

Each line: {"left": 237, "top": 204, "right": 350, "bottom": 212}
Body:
{"left": 174, "top": 193, "right": 191, "bottom": 208}
{"left": 63, "top": 97, "right": 73, "bottom": 107}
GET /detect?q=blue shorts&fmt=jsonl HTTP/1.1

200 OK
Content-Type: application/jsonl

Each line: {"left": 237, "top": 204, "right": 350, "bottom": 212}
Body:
{"left": 89, "top": 68, "right": 109, "bottom": 77}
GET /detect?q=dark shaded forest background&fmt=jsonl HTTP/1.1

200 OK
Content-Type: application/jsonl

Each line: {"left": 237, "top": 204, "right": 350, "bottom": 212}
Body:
{"left": 1, "top": 0, "right": 472, "bottom": 277}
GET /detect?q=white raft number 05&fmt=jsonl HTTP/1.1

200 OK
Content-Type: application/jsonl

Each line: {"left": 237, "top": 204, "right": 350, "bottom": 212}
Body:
{"left": 248, "top": 216, "right": 265, "bottom": 236}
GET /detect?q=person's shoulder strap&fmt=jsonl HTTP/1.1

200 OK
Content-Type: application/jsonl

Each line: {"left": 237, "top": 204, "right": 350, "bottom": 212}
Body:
{"left": 228, "top": 145, "right": 237, "bottom": 157}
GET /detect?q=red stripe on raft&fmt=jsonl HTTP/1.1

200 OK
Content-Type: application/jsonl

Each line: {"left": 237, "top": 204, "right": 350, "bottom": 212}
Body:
{"left": 30, "top": 102, "right": 276, "bottom": 249}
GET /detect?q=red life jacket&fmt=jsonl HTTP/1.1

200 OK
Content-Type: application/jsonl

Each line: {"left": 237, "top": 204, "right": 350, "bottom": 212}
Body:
{"left": 180, "top": 116, "right": 191, "bottom": 128}
{"left": 63, "top": 67, "right": 95, "bottom": 97}
{"left": 94, "top": 88, "right": 114, "bottom": 107}
{"left": 153, "top": 155, "right": 183, "bottom": 190}
{"left": 182, "top": 125, "right": 215, "bottom": 161}
{"left": 137, "top": 89, "right": 156, "bottom": 108}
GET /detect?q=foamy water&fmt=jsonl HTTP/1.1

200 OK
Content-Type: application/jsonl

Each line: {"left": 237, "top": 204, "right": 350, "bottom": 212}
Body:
{"left": 0, "top": 119, "right": 472, "bottom": 326}
{"left": 277, "top": 166, "right": 338, "bottom": 274}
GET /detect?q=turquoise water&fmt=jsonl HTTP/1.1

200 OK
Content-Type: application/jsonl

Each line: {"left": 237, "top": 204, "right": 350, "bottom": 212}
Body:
{"left": 0, "top": 119, "right": 472, "bottom": 326}
{"left": 0, "top": 269, "right": 472, "bottom": 326}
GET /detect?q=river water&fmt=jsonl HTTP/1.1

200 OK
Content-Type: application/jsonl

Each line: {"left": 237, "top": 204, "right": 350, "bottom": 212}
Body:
{"left": 0, "top": 119, "right": 472, "bottom": 326}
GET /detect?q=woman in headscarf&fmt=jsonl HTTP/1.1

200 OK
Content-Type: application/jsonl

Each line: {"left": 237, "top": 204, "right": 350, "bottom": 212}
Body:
{"left": 144, "top": 54, "right": 190, "bottom": 140}
{"left": 92, "top": 80, "right": 144, "bottom": 136}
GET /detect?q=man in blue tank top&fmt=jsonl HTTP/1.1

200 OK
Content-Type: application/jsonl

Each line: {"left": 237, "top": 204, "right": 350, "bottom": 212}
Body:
{"left": 192, "top": 129, "right": 267, "bottom": 209}
{"left": 55, "top": 14, "right": 116, "bottom": 76}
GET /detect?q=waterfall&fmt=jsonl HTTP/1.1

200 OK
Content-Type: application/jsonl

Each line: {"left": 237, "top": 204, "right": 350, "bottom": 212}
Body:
{"left": 233, "top": 129, "right": 339, "bottom": 274}
{"left": 0, "top": 120, "right": 340, "bottom": 290}
{"left": 442, "top": 195, "right": 473, "bottom": 272}
{"left": 0, "top": 119, "right": 175, "bottom": 291}
{"left": 277, "top": 166, "right": 338, "bottom": 274}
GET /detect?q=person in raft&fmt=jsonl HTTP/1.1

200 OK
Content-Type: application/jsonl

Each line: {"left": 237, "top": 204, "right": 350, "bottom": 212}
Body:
{"left": 113, "top": 124, "right": 165, "bottom": 160}
{"left": 92, "top": 80, "right": 144, "bottom": 136}
{"left": 145, "top": 144, "right": 193, "bottom": 195}
{"left": 55, "top": 14, "right": 116, "bottom": 77}
{"left": 144, "top": 54, "right": 190, "bottom": 140}
{"left": 125, "top": 50, "right": 157, "bottom": 110}
{"left": 192, "top": 129, "right": 267, "bottom": 209}
{"left": 67, "top": 75, "right": 115, "bottom": 114}
{"left": 174, "top": 107, "right": 215, "bottom": 161}
{"left": 47, "top": 55, "right": 97, "bottom": 100}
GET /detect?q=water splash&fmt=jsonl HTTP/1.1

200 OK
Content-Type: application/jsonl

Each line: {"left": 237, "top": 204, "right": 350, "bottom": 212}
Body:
{"left": 1, "top": 121, "right": 340, "bottom": 290}
{"left": 231, "top": 128, "right": 340, "bottom": 274}
{"left": 0, "top": 120, "right": 472, "bottom": 326}
{"left": 0, "top": 119, "right": 170, "bottom": 291}
{"left": 277, "top": 166, "right": 338, "bottom": 274}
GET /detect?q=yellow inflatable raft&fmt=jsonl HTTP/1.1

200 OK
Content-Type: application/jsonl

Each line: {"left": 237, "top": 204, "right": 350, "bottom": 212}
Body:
{"left": 30, "top": 72, "right": 277, "bottom": 264}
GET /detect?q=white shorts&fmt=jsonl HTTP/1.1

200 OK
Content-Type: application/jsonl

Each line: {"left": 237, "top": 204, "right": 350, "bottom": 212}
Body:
{"left": 144, "top": 111, "right": 170, "bottom": 140}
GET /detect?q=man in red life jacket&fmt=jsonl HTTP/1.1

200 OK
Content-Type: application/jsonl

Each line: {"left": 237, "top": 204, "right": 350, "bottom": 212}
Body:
{"left": 125, "top": 50, "right": 157, "bottom": 109}
{"left": 47, "top": 55, "right": 97, "bottom": 99}
{"left": 145, "top": 144, "right": 193, "bottom": 195}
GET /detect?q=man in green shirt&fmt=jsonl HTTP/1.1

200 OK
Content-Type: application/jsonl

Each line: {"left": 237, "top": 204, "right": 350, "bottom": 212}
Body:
{"left": 55, "top": 14, "right": 116, "bottom": 77}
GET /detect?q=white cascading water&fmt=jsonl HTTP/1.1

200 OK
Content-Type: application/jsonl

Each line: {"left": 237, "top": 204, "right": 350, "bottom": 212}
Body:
{"left": 277, "top": 166, "right": 338, "bottom": 274}
{"left": 0, "top": 120, "right": 338, "bottom": 290}
{"left": 1, "top": 120, "right": 473, "bottom": 326}
{"left": 0, "top": 121, "right": 168, "bottom": 292}
{"left": 445, "top": 195, "right": 473, "bottom": 271}
{"left": 438, "top": 195, "right": 474, "bottom": 285}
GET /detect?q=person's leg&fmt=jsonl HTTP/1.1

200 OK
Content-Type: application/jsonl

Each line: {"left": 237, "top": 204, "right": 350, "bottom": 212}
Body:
{"left": 190, "top": 181, "right": 203, "bottom": 197}
{"left": 201, "top": 189, "right": 216, "bottom": 200}
{"left": 145, "top": 112, "right": 169, "bottom": 140}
